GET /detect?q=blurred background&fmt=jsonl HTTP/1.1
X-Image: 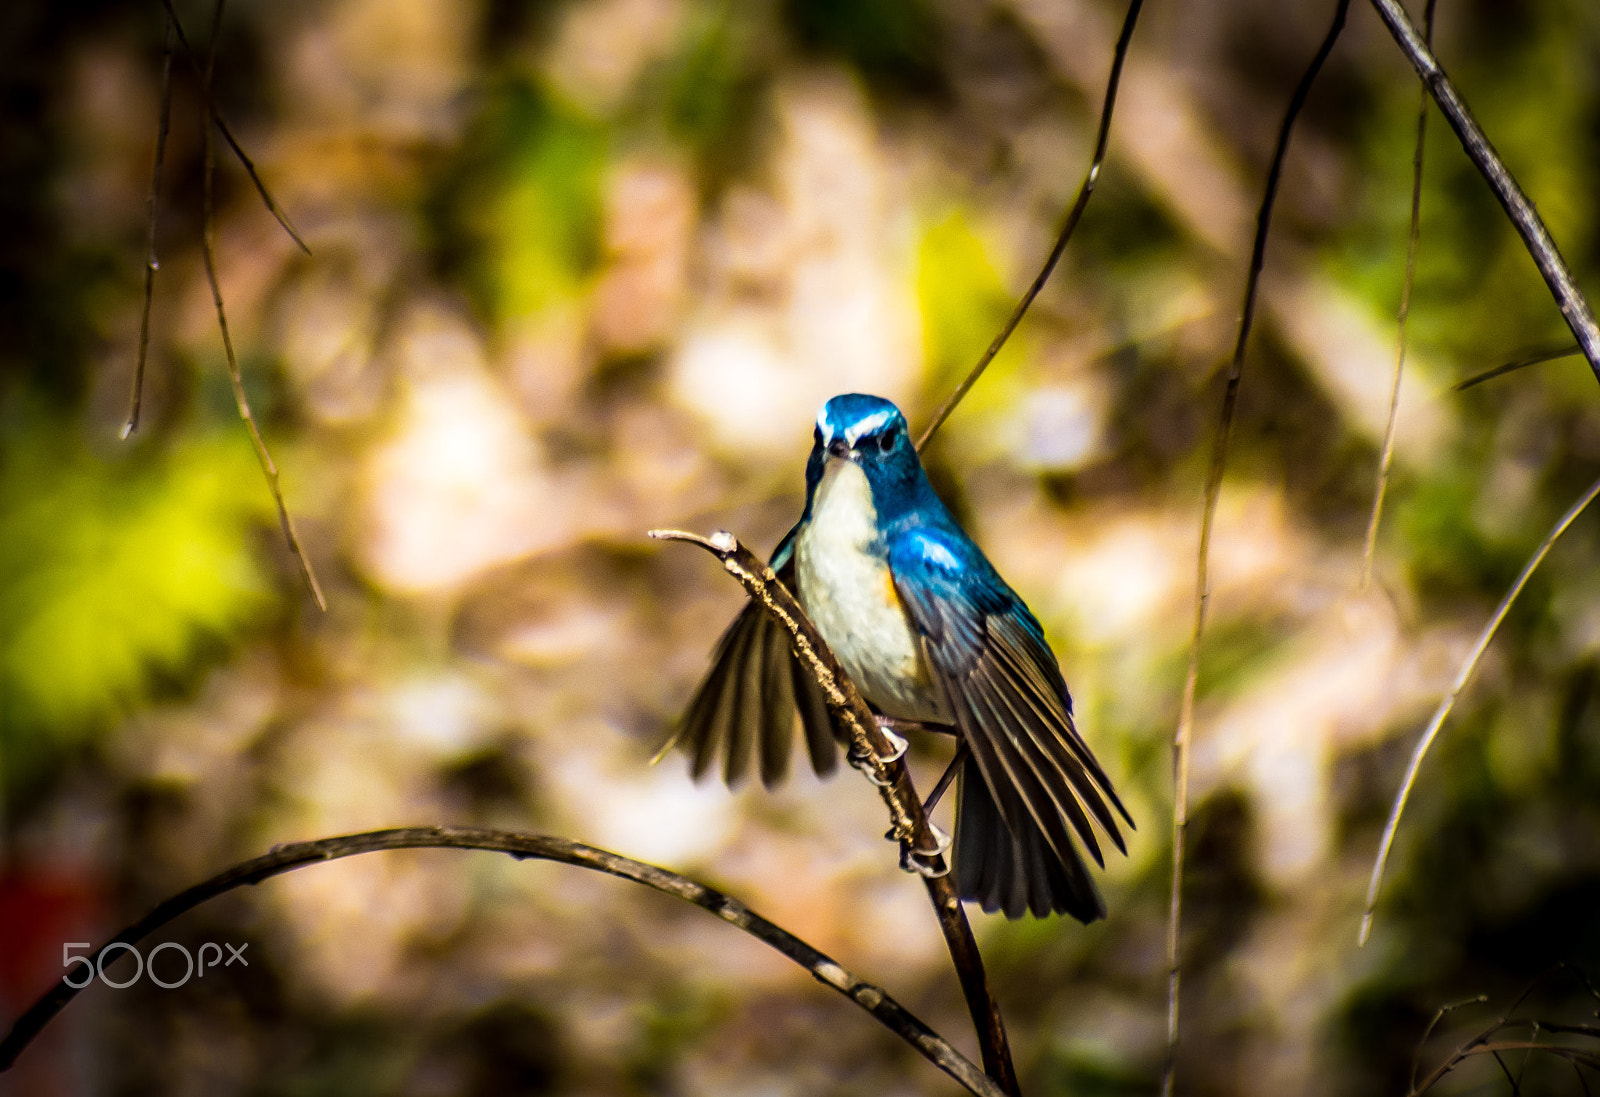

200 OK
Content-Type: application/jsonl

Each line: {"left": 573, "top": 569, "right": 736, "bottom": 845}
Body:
{"left": 4, "top": 0, "right": 1600, "bottom": 1093}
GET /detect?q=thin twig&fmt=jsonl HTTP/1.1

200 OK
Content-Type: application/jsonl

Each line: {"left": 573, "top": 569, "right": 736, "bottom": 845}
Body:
{"left": 915, "top": 0, "right": 1144, "bottom": 453}
{"left": 1546, "top": 1025, "right": 1600, "bottom": 1040}
{"left": 197, "top": 2, "right": 326, "bottom": 611}
{"left": 1453, "top": 344, "right": 1581, "bottom": 392}
{"left": 1360, "top": 0, "right": 1437, "bottom": 591}
{"left": 1361, "top": 472, "right": 1600, "bottom": 944}
{"left": 1489, "top": 1046, "right": 1518, "bottom": 1095}
{"left": 1367, "top": 0, "right": 1600, "bottom": 384}
{"left": 1413, "top": 994, "right": 1490, "bottom": 1092}
{"left": 924, "top": 740, "right": 969, "bottom": 816}
{"left": 0, "top": 827, "right": 1002, "bottom": 1097}
{"left": 1410, "top": 974, "right": 1554, "bottom": 1096}
{"left": 650, "top": 528, "right": 1020, "bottom": 1096}
{"left": 1482, "top": 1018, "right": 1600, "bottom": 1041}
{"left": 1512, "top": 1022, "right": 1542, "bottom": 1094}
{"left": 159, "top": 0, "right": 310, "bottom": 255}
{"left": 1415, "top": 1043, "right": 1600, "bottom": 1093}
{"left": 123, "top": 14, "right": 176, "bottom": 440}
{"left": 1162, "top": 4, "right": 1350, "bottom": 1094}
{"left": 1409, "top": 972, "right": 1600, "bottom": 1092}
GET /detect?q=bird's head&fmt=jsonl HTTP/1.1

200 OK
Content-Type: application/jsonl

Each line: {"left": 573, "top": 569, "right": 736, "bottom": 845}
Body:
{"left": 805, "top": 394, "right": 928, "bottom": 518}
{"left": 813, "top": 393, "right": 914, "bottom": 468}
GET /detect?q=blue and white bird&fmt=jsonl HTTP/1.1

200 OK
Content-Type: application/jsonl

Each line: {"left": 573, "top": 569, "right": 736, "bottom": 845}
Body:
{"left": 665, "top": 394, "right": 1131, "bottom": 921}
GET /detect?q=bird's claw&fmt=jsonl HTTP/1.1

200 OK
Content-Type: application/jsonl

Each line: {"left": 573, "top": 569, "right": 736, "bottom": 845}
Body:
{"left": 847, "top": 747, "right": 895, "bottom": 785}
{"left": 899, "top": 823, "right": 953, "bottom": 877}
{"left": 872, "top": 720, "right": 909, "bottom": 764}
{"left": 847, "top": 723, "right": 907, "bottom": 781}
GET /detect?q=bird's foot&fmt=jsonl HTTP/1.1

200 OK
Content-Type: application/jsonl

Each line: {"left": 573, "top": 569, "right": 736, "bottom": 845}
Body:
{"left": 846, "top": 721, "right": 907, "bottom": 782}
{"left": 876, "top": 715, "right": 958, "bottom": 737}
{"left": 872, "top": 719, "right": 909, "bottom": 763}
{"left": 847, "top": 746, "right": 894, "bottom": 785}
{"left": 897, "top": 823, "right": 952, "bottom": 877}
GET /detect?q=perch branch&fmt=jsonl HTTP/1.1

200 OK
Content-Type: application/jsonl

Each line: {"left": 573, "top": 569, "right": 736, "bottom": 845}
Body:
{"left": 1360, "top": 0, "right": 1436, "bottom": 591}
{"left": 1361, "top": 472, "right": 1600, "bottom": 944}
{"left": 1164, "top": 3, "right": 1350, "bottom": 1094}
{"left": 916, "top": 0, "right": 1145, "bottom": 452}
{"left": 123, "top": 12, "right": 175, "bottom": 439}
{"left": 197, "top": 2, "right": 326, "bottom": 611}
{"left": 650, "top": 528, "right": 1020, "bottom": 1096}
{"left": 1367, "top": 0, "right": 1600, "bottom": 383}
{"left": 0, "top": 827, "right": 1002, "bottom": 1097}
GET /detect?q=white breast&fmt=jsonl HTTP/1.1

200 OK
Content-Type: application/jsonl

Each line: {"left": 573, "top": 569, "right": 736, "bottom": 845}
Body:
{"left": 795, "top": 460, "right": 949, "bottom": 722}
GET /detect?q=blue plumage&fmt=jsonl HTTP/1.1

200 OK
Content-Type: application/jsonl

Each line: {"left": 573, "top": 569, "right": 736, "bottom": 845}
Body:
{"left": 668, "top": 394, "right": 1131, "bottom": 920}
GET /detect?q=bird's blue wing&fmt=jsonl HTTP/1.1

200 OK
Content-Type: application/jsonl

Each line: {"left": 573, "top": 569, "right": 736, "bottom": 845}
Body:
{"left": 889, "top": 527, "right": 1131, "bottom": 891}
{"left": 658, "top": 524, "right": 839, "bottom": 787}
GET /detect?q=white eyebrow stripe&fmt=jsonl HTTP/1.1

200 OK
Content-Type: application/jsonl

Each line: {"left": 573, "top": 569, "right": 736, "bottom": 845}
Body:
{"left": 844, "top": 408, "right": 894, "bottom": 446}
{"left": 816, "top": 407, "right": 833, "bottom": 444}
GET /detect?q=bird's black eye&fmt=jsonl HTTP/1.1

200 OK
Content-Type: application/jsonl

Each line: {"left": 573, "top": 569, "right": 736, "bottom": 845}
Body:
{"left": 878, "top": 430, "right": 896, "bottom": 453}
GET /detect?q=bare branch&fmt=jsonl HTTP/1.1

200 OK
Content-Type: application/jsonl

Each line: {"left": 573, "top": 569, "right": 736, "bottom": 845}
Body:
{"left": 1413, "top": 994, "right": 1490, "bottom": 1092}
{"left": 1359, "top": 472, "right": 1600, "bottom": 944}
{"left": 1512, "top": 1023, "right": 1542, "bottom": 1094}
{"left": 159, "top": 0, "right": 310, "bottom": 255}
{"left": 123, "top": 13, "right": 176, "bottom": 440}
{"left": 197, "top": 3, "right": 327, "bottom": 611}
{"left": 1541, "top": 1024, "right": 1600, "bottom": 1040}
{"left": 1415, "top": 1043, "right": 1600, "bottom": 1093}
{"left": 1489, "top": 1046, "right": 1518, "bottom": 1095}
{"left": 650, "top": 528, "right": 1020, "bottom": 1096}
{"left": 0, "top": 827, "right": 1003, "bottom": 1097}
{"left": 1412, "top": 972, "right": 1600, "bottom": 1094}
{"left": 1163, "top": 4, "right": 1350, "bottom": 1094}
{"left": 1411, "top": 978, "right": 1547, "bottom": 1096}
{"left": 1367, "top": 0, "right": 1600, "bottom": 383}
{"left": 1453, "top": 344, "right": 1581, "bottom": 392}
{"left": 915, "top": 0, "right": 1144, "bottom": 453}
{"left": 1360, "top": 0, "right": 1437, "bottom": 591}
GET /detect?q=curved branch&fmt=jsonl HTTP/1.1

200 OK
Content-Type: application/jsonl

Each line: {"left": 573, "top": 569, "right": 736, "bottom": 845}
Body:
{"left": 1164, "top": 3, "right": 1351, "bottom": 1094}
{"left": 916, "top": 0, "right": 1145, "bottom": 453}
{"left": 1410, "top": 968, "right": 1600, "bottom": 1095}
{"left": 1360, "top": 471, "right": 1600, "bottom": 944}
{"left": 650, "top": 528, "right": 1019, "bottom": 1096}
{"left": 1411, "top": 994, "right": 1489, "bottom": 1093}
{"left": 1453, "top": 344, "right": 1581, "bottom": 393}
{"left": 1367, "top": 0, "right": 1600, "bottom": 383}
{"left": 0, "top": 826, "right": 1003, "bottom": 1097}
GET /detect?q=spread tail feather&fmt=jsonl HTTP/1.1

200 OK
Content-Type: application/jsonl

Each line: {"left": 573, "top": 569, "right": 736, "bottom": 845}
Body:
{"left": 662, "top": 595, "right": 840, "bottom": 787}
{"left": 954, "top": 757, "right": 1106, "bottom": 922}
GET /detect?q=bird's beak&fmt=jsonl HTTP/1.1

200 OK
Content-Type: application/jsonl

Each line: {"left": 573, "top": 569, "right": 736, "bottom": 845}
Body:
{"left": 825, "top": 439, "right": 855, "bottom": 462}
